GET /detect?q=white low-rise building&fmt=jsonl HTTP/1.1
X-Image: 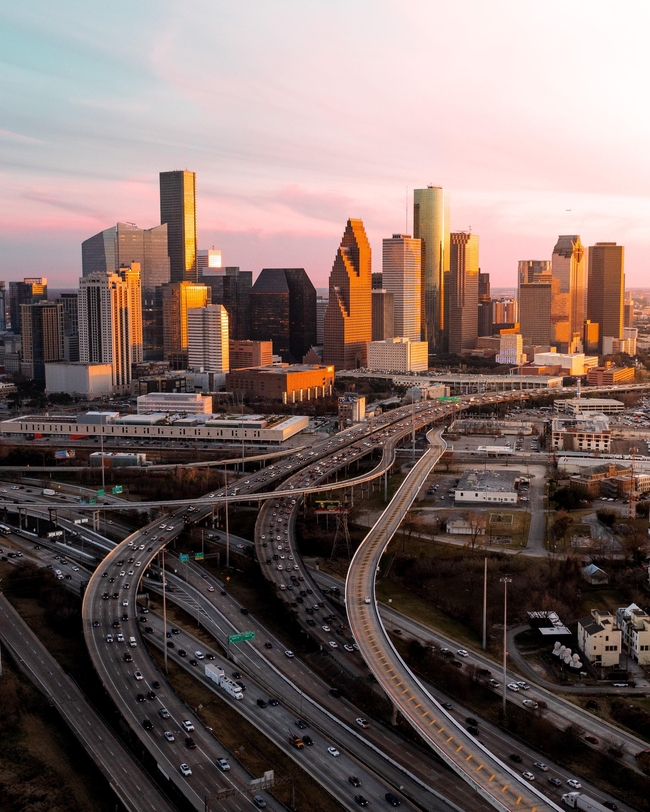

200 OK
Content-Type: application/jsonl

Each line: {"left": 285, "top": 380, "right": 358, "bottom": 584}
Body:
{"left": 577, "top": 609, "right": 621, "bottom": 668}
{"left": 533, "top": 350, "right": 598, "bottom": 376}
{"left": 453, "top": 469, "right": 520, "bottom": 504}
{"left": 554, "top": 397, "right": 625, "bottom": 415}
{"left": 45, "top": 362, "right": 113, "bottom": 399}
{"left": 367, "top": 338, "right": 429, "bottom": 373}
{"left": 137, "top": 392, "right": 213, "bottom": 414}
{"left": 616, "top": 603, "right": 650, "bottom": 666}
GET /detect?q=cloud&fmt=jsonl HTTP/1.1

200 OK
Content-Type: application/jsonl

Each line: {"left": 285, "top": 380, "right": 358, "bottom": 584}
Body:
{"left": 0, "top": 128, "right": 46, "bottom": 145}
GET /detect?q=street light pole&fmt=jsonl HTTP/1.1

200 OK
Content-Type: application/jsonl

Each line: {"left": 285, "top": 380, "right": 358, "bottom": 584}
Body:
{"left": 500, "top": 576, "right": 512, "bottom": 716}
{"left": 224, "top": 467, "right": 230, "bottom": 569}
{"left": 162, "top": 548, "right": 168, "bottom": 674}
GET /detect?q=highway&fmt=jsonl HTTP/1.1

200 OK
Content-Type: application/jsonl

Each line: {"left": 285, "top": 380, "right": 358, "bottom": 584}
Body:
{"left": 345, "top": 427, "right": 562, "bottom": 812}
{"left": 0, "top": 594, "right": 178, "bottom": 812}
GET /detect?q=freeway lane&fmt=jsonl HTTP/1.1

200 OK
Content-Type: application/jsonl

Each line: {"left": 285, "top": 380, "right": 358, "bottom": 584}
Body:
{"left": 345, "top": 428, "right": 562, "bottom": 812}
{"left": 0, "top": 595, "right": 177, "bottom": 812}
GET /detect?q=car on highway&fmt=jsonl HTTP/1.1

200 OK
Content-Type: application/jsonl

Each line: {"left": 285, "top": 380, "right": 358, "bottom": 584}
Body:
{"left": 136, "top": 693, "right": 145, "bottom": 702}
{"left": 522, "top": 699, "right": 538, "bottom": 709}
{"left": 327, "top": 746, "right": 340, "bottom": 757}
{"left": 179, "top": 763, "right": 192, "bottom": 777}
{"left": 302, "top": 735, "right": 314, "bottom": 746}
{"left": 159, "top": 708, "right": 170, "bottom": 719}
{"left": 349, "top": 776, "right": 361, "bottom": 787}
{"left": 134, "top": 671, "right": 143, "bottom": 680}
{"left": 585, "top": 734, "right": 600, "bottom": 744}
{"left": 216, "top": 758, "right": 230, "bottom": 771}
{"left": 164, "top": 731, "right": 174, "bottom": 742}
{"left": 507, "top": 683, "right": 520, "bottom": 692}
{"left": 385, "top": 793, "right": 401, "bottom": 807}
{"left": 533, "top": 761, "right": 548, "bottom": 771}
{"left": 142, "top": 719, "right": 153, "bottom": 730}
{"left": 355, "top": 717, "right": 369, "bottom": 729}
{"left": 509, "top": 753, "right": 522, "bottom": 763}
{"left": 522, "top": 771, "right": 535, "bottom": 781}
{"left": 516, "top": 681, "right": 530, "bottom": 690}
{"left": 295, "top": 720, "right": 307, "bottom": 729}
{"left": 284, "top": 650, "right": 294, "bottom": 658}
{"left": 355, "top": 796, "right": 369, "bottom": 807}
{"left": 457, "top": 649, "right": 469, "bottom": 657}
{"left": 106, "top": 634, "right": 113, "bottom": 643}
{"left": 328, "top": 641, "right": 338, "bottom": 649}
{"left": 567, "top": 779, "right": 582, "bottom": 789}
{"left": 253, "top": 796, "right": 267, "bottom": 809}
{"left": 182, "top": 720, "right": 194, "bottom": 732}
{"left": 547, "top": 777, "right": 561, "bottom": 787}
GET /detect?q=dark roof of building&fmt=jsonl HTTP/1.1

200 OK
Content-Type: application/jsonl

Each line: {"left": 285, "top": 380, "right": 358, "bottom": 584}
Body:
{"left": 251, "top": 269, "right": 290, "bottom": 294}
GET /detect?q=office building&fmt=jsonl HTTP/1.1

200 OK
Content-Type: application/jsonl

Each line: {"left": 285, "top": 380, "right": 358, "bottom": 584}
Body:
{"left": 323, "top": 219, "right": 372, "bottom": 370}
{"left": 45, "top": 362, "right": 113, "bottom": 398}
{"left": 413, "top": 186, "right": 450, "bottom": 351}
{"left": 0, "top": 282, "right": 6, "bottom": 333}
{"left": 586, "top": 364, "right": 635, "bottom": 386}
{"left": 9, "top": 278, "right": 47, "bottom": 335}
{"left": 552, "top": 235, "right": 586, "bottom": 351}
{"left": 623, "top": 293, "right": 635, "bottom": 328}
{"left": 518, "top": 260, "right": 552, "bottom": 288}
{"left": 20, "top": 301, "right": 64, "bottom": 380}
{"left": 496, "top": 333, "right": 525, "bottom": 366}
{"left": 137, "top": 392, "right": 213, "bottom": 415}
{"left": 371, "top": 272, "right": 383, "bottom": 289}
{"left": 616, "top": 604, "right": 650, "bottom": 667}
{"left": 602, "top": 327, "right": 637, "bottom": 356}
{"left": 120, "top": 264, "right": 143, "bottom": 364}
{"left": 229, "top": 340, "right": 273, "bottom": 371}
{"left": 78, "top": 272, "right": 132, "bottom": 393}
{"left": 250, "top": 268, "right": 316, "bottom": 362}
{"left": 493, "top": 298, "right": 517, "bottom": 326}
{"left": 518, "top": 282, "right": 552, "bottom": 345}
{"left": 382, "top": 234, "right": 421, "bottom": 342}
{"left": 478, "top": 272, "right": 492, "bottom": 337}
{"left": 551, "top": 414, "right": 611, "bottom": 453}
{"left": 371, "top": 290, "right": 394, "bottom": 341}
{"left": 583, "top": 319, "right": 600, "bottom": 354}
{"left": 447, "top": 232, "right": 479, "bottom": 354}
{"left": 316, "top": 296, "right": 328, "bottom": 345}
{"left": 161, "top": 282, "right": 210, "bottom": 368}
{"left": 187, "top": 304, "right": 230, "bottom": 374}
{"left": 226, "top": 364, "right": 334, "bottom": 403}
{"left": 367, "top": 338, "right": 428, "bottom": 373}
{"left": 160, "top": 170, "right": 197, "bottom": 283}
{"left": 587, "top": 242, "right": 624, "bottom": 352}
{"left": 203, "top": 267, "right": 252, "bottom": 341}
{"left": 197, "top": 248, "right": 222, "bottom": 277}
{"left": 81, "top": 222, "right": 170, "bottom": 288}
{"left": 57, "top": 292, "right": 79, "bottom": 362}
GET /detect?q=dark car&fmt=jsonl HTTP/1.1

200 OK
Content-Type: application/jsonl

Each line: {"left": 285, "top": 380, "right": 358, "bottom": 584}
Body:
{"left": 467, "top": 726, "right": 479, "bottom": 736}
{"left": 330, "top": 688, "right": 341, "bottom": 698}
{"left": 152, "top": 681, "right": 161, "bottom": 690}
{"left": 142, "top": 718, "right": 154, "bottom": 730}
{"left": 167, "top": 641, "right": 175, "bottom": 648}
{"left": 348, "top": 776, "right": 361, "bottom": 787}
{"left": 147, "top": 690, "right": 156, "bottom": 700}
{"left": 509, "top": 754, "right": 523, "bottom": 763}
{"left": 232, "top": 671, "right": 242, "bottom": 680}
{"left": 603, "top": 803, "right": 618, "bottom": 811}
{"left": 136, "top": 693, "right": 146, "bottom": 702}
{"left": 355, "top": 796, "right": 369, "bottom": 807}
{"left": 295, "top": 720, "right": 307, "bottom": 729}
{"left": 185, "top": 736, "right": 197, "bottom": 749}
{"left": 264, "top": 642, "right": 273, "bottom": 649}
{"left": 178, "top": 649, "right": 187, "bottom": 657}
{"left": 123, "top": 652, "right": 133, "bottom": 663}
{"left": 302, "top": 735, "right": 314, "bottom": 746}
{"left": 385, "top": 793, "right": 401, "bottom": 807}
{"left": 189, "top": 659, "right": 198, "bottom": 666}
{"left": 548, "top": 777, "right": 561, "bottom": 787}
{"left": 268, "top": 698, "right": 279, "bottom": 706}
{"left": 256, "top": 699, "right": 268, "bottom": 708}
{"left": 240, "top": 607, "right": 249, "bottom": 615}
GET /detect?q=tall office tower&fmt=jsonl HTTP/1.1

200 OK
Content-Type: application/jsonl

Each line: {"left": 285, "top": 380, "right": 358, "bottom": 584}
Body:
{"left": 371, "top": 272, "right": 383, "bottom": 290}
{"left": 517, "top": 260, "right": 552, "bottom": 288}
{"left": 197, "top": 248, "right": 222, "bottom": 278}
{"left": 161, "top": 282, "right": 210, "bottom": 368}
{"left": 0, "top": 282, "right": 6, "bottom": 332}
{"left": 57, "top": 292, "right": 79, "bottom": 362}
{"left": 160, "top": 170, "right": 198, "bottom": 283}
{"left": 323, "top": 219, "right": 372, "bottom": 370}
{"left": 518, "top": 283, "right": 552, "bottom": 345}
{"left": 552, "top": 235, "right": 586, "bottom": 351}
{"left": 478, "top": 272, "right": 492, "bottom": 337}
{"left": 623, "top": 292, "right": 634, "bottom": 328}
{"left": 9, "top": 278, "right": 47, "bottom": 335}
{"left": 187, "top": 304, "right": 229, "bottom": 373}
{"left": 372, "top": 289, "right": 395, "bottom": 341}
{"left": 78, "top": 272, "right": 132, "bottom": 393}
{"left": 587, "top": 242, "right": 624, "bottom": 352}
{"left": 493, "top": 298, "right": 517, "bottom": 325}
{"left": 203, "top": 267, "right": 252, "bottom": 341}
{"left": 316, "top": 296, "right": 329, "bottom": 344}
{"left": 81, "top": 222, "right": 170, "bottom": 288}
{"left": 382, "top": 234, "right": 421, "bottom": 342}
{"left": 119, "top": 264, "right": 143, "bottom": 364}
{"left": 413, "top": 186, "right": 450, "bottom": 352}
{"left": 446, "top": 232, "right": 479, "bottom": 355}
{"left": 20, "top": 301, "right": 64, "bottom": 380}
{"left": 583, "top": 319, "right": 600, "bottom": 353}
{"left": 250, "top": 268, "right": 317, "bottom": 362}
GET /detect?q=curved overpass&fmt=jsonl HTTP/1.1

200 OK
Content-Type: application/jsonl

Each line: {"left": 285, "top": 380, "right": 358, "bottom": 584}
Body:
{"left": 345, "top": 428, "right": 561, "bottom": 812}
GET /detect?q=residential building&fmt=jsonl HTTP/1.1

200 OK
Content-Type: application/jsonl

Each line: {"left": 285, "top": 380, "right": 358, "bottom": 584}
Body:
{"left": 160, "top": 170, "right": 198, "bottom": 283}
{"left": 518, "top": 282, "right": 552, "bottom": 346}
{"left": 453, "top": 469, "right": 520, "bottom": 504}
{"left": 554, "top": 397, "right": 624, "bottom": 415}
{"left": 137, "top": 392, "right": 213, "bottom": 414}
{"left": 203, "top": 267, "right": 252, "bottom": 341}
{"left": 20, "top": 301, "right": 64, "bottom": 381}
{"left": 229, "top": 340, "right": 273, "bottom": 371}
{"left": 161, "top": 281, "right": 210, "bottom": 368}
{"left": 187, "top": 305, "right": 230, "bottom": 374}
{"left": 44, "top": 362, "right": 113, "bottom": 398}
{"left": 78, "top": 272, "right": 133, "bottom": 393}
{"left": 586, "top": 364, "right": 635, "bottom": 386}
{"left": 496, "top": 332, "right": 526, "bottom": 365}
{"left": 367, "top": 338, "right": 428, "bottom": 372}
{"left": 413, "top": 186, "right": 450, "bottom": 351}
{"left": 250, "top": 268, "right": 316, "bottom": 362}
{"left": 577, "top": 610, "right": 621, "bottom": 668}
{"left": 447, "top": 232, "right": 479, "bottom": 354}
{"left": 120, "top": 264, "right": 143, "bottom": 364}
{"left": 550, "top": 414, "right": 611, "bottom": 452}
{"left": 382, "top": 234, "right": 421, "bottom": 342}
{"left": 323, "top": 219, "right": 372, "bottom": 370}
{"left": 587, "top": 242, "right": 624, "bottom": 352}
{"left": 371, "top": 289, "right": 394, "bottom": 341}
{"left": 552, "top": 235, "right": 586, "bottom": 351}
{"left": 226, "top": 364, "right": 335, "bottom": 403}
{"left": 478, "top": 272, "right": 492, "bottom": 337}
{"left": 9, "top": 277, "right": 47, "bottom": 335}
{"left": 616, "top": 604, "right": 650, "bottom": 666}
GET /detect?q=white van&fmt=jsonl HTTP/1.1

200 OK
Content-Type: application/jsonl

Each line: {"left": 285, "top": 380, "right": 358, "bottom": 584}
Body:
{"left": 129, "top": 636, "right": 138, "bottom": 647}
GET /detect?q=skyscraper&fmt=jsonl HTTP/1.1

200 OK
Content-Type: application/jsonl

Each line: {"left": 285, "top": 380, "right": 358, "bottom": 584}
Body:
{"left": 161, "top": 282, "right": 210, "bottom": 368}
{"left": 316, "top": 296, "right": 329, "bottom": 345}
{"left": 518, "top": 283, "right": 552, "bottom": 345}
{"left": 623, "top": 292, "right": 634, "bottom": 328}
{"left": 78, "top": 272, "right": 132, "bottom": 393}
{"left": 187, "top": 305, "right": 229, "bottom": 373}
{"left": 120, "top": 264, "right": 143, "bottom": 364}
{"left": 587, "top": 242, "right": 624, "bottom": 351}
{"left": 446, "top": 232, "right": 479, "bottom": 355}
{"left": 197, "top": 248, "right": 222, "bottom": 278}
{"left": 203, "top": 267, "right": 252, "bottom": 341}
{"left": 371, "top": 290, "right": 394, "bottom": 341}
{"left": 9, "top": 278, "right": 47, "bottom": 335}
{"left": 478, "top": 272, "right": 492, "bottom": 337}
{"left": 160, "top": 170, "right": 198, "bottom": 283}
{"left": 20, "top": 301, "right": 64, "bottom": 380}
{"left": 382, "top": 234, "right": 421, "bottom": 342}
{"left": 517, "top": 260, "right": 552, "bottom": 288}
{"left": 250, "top": 268, "right": 317, "bottom": 362}
{"left": 57, "top": 292, "right": 79, "bottom": 362}
{"left": 323, "top": 219, "right": 372, "bottom": 370}
{"left": 413, "top": 186, "right": 450, "bottom": 352}
{"left": 552, "top": 236, "right": 586, "bottom": 351}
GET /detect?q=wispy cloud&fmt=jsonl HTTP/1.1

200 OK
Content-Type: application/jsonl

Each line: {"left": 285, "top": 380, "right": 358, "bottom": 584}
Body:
{"left": 0, "top": 128, "right": 46, "bottom": 145}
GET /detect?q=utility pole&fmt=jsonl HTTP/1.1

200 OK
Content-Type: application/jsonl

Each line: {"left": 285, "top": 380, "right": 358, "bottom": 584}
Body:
{"left": 500, "top": 576, "right": 512, "bottom": 715}
{"left": 224, "top": 468, "right": 230, "bottom": 569}
{"left": 482, "top": 557, "right": 488, "bottom": 650}
{"left": 162, "top": 548, "right": 168, "bottom": 674}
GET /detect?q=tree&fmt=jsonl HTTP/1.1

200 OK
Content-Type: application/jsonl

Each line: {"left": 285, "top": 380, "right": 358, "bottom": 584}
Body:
{"left": 466, "top": 511, "right": 486, "bottom": 550}
{"left": 553, "top": 510, "right": 574, "bottom": 543}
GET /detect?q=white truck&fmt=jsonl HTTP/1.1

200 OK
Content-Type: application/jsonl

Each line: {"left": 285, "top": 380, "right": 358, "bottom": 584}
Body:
{"left": 205, "top": 663, "right": 244, "bottom": 700}
{"left": 561, "top": 792, "right": 611, "bottom": 812}
{"left": 43, "top": 488, "right": 55, "bottom": 496}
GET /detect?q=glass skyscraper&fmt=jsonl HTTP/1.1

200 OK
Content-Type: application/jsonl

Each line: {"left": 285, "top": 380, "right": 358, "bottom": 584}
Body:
{"left": 160, "top": 170, "right": 198, "bottom": 284}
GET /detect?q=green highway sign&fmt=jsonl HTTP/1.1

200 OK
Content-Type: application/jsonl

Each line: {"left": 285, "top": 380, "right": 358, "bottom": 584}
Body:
{"left": 97, "top": 488, "right": 105, "bottom": 496}
{"left": 89, "top": 498, "right": 97, "bottom": 504}
{"left": 112, "top": 485, "right": 123, "bottom": 494}
{"left": 228, "top": 631, "right": 255, "bottom": 644}
{"left": 179, "top": 553, "right": 190, "bottom": 562}
{"left": 194, "top": 551, "right": 205, "bottom": 560}
{"left": 437, "top": 397, "right": 461, "bottom": 402}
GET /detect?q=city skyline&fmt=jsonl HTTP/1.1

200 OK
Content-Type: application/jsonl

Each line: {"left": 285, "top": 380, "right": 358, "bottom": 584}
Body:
{"left": 3, "top": 3, "right": 650, "bottom": 288}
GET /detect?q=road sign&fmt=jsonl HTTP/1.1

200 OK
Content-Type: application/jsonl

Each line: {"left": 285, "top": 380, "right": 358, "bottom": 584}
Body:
{"left": 97, "top": 489, "right": 105, "bottom": 496}
{"left": 194, "top": 551, "right": 204, "bottom": 560}
{"left": 112, "top": 485, "right": 123, "bottom": 494}
{"left": 228, "top": 631, "right": 255, "bottom": 644}
{"left": 179, "top": 553, "right": 189, "bottom": 562}
{"left": 89, "top": 498, "right": 97, "bottom": 504}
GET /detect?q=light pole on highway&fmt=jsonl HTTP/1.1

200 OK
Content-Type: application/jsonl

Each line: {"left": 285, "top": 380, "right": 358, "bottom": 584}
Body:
{"left": 224, "top": 467, "right": 230, "bottom": 569}
{"left": 162, "top": 548, "right": 168, "bottom": 674}
{"left": 500, "top": 576, "right": 512, "bottom": 716}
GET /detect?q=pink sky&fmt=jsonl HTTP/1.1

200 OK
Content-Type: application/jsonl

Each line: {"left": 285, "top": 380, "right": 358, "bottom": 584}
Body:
{"left": 2, "top": 1, "right": 650, "bottom": 289}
